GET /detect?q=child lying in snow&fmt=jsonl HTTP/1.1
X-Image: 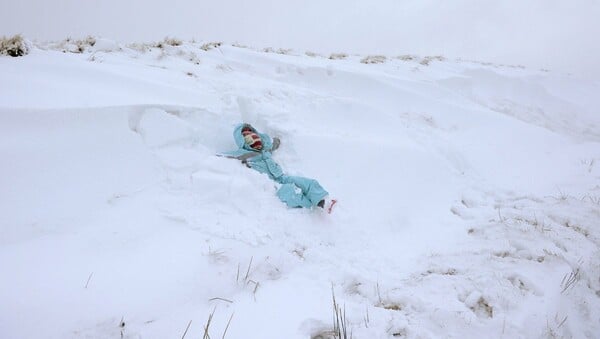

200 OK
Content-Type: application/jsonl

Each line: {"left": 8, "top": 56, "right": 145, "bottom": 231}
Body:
{"left": 220, "top": 123, "right": 335, "bottom": 211}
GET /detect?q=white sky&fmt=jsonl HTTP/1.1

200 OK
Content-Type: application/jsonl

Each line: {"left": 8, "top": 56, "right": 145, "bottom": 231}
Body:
{"left": 2, "top": 0, "right": 599, "bottom": 77}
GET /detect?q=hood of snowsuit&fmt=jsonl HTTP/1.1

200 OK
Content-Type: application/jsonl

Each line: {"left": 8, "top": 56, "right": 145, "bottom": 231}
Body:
{"left": 233, "top": 123, "right": 274, "bottom": 152}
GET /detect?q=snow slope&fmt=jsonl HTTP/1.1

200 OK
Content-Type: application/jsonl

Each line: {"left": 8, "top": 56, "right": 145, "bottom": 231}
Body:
{"left": 1, "top": 41, "right": 599, "bottom": 339}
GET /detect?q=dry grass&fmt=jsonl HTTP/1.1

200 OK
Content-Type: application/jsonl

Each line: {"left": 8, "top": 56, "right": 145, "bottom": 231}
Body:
{"left": 305, "top": 51, "right": 322, "bottom": 58}
{"left": 420, "top": 55, "right": 445, "bottom": 66}
{"left": 397, "top": 55, "right": 416, "bottom": 61}
{"left": 155, "top": 37, "right": 183, "bottom": 49}
{"left": 181, "top": 319, "right": 192, "bottom": 339}
{"left": 360, "top": 55, "right": 387, "bottom": 64}
{"left": 263, "top": 47, "right": 292, "bottom": 54}
{"left": 201, "top": 42, "right": 222, "bottom": 51}
{"left": 74, "top": 36, "right": 96, "bottom": 53}
{"left": 329, "top": 53, "right": 348, "bottom": 60}
{"left": 332, "top": 287, "right": 351, "bottom": 339}
{"left": 560, "top": 267, "right": 581, "bottom": 294}
{"left": 201, "top": 308, "right": 234, "bottom": 339}
{"left": 0, "top": 34, "right": 31, "bottom": 57}
{"left": 202, "top": 307, "right": 216, "bottom": 339}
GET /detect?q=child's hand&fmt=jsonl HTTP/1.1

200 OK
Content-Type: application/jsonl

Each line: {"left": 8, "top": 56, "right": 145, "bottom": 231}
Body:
{"left": 272, "top": 137, "right": 281, "bottom": 151}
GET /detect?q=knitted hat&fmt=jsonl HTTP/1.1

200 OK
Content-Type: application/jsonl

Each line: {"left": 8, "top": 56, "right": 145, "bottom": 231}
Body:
{"left": 242, "top": 128, "right": 263, "bottom": 150}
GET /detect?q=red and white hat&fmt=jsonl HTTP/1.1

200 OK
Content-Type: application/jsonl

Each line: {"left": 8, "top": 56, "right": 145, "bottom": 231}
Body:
{"left": 242, "top": 127, "right": 263, "bottom": 150}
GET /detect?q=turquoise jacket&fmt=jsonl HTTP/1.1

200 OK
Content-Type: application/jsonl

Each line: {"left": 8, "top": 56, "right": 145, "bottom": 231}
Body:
{"left": 220, "top": 123, "right": 328, "bottom": 208}
{"left": 220, "top": 123, "right": 284, "bottom": 180}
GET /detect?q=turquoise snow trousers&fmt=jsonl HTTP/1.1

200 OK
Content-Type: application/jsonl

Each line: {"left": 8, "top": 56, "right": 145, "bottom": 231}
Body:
{"left": 275, "top": 175, "right": 328, "bottom": 208}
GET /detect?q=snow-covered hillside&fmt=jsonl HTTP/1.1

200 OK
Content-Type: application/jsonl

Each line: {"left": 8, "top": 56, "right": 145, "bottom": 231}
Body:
{"left": 1, "top": 40, "right": 599, "bottom": 339}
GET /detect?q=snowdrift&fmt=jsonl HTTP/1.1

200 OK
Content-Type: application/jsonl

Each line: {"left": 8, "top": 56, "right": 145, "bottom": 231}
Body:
{"left": 1, "top": 40, "right": 599, "bottom": 339}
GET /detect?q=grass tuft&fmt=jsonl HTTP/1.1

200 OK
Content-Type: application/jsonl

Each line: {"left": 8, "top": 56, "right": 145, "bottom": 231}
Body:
{"left": 201, "top": 42, "right": 222, "bottom": 51}
{"left": 332, "top": 286, "right": 351, "bottom": 339}
{"left": 0, "top": 34, "right": 31, "bottom": 57}
{"left": 360, "top": 55, "right": 386, "bottom": 64}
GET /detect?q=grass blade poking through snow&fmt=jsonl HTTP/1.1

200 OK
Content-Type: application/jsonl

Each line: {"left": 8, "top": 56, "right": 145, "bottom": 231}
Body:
{"left": 332, "top": 285, "right": 351, "bottom": 339}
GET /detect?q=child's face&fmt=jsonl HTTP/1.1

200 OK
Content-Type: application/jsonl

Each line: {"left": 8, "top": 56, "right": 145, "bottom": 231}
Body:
{"left": 242, "top": 128, "right": 263, "bottom": 150}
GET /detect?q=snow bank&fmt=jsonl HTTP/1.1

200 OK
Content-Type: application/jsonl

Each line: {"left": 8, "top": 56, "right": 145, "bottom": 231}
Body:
{"left": 1, "top": 42, "right": 599, "bottom": 338}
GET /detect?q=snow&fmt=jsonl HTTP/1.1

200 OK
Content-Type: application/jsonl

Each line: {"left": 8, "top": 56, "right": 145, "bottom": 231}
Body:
{"left": 1, "top": 41, "right": 599, "bottom": 339}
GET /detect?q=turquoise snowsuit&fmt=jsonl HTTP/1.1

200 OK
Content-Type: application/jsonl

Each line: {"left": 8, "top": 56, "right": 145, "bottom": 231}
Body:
{"left": 220, "top": 123, "right": 328, "bottom": 208}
